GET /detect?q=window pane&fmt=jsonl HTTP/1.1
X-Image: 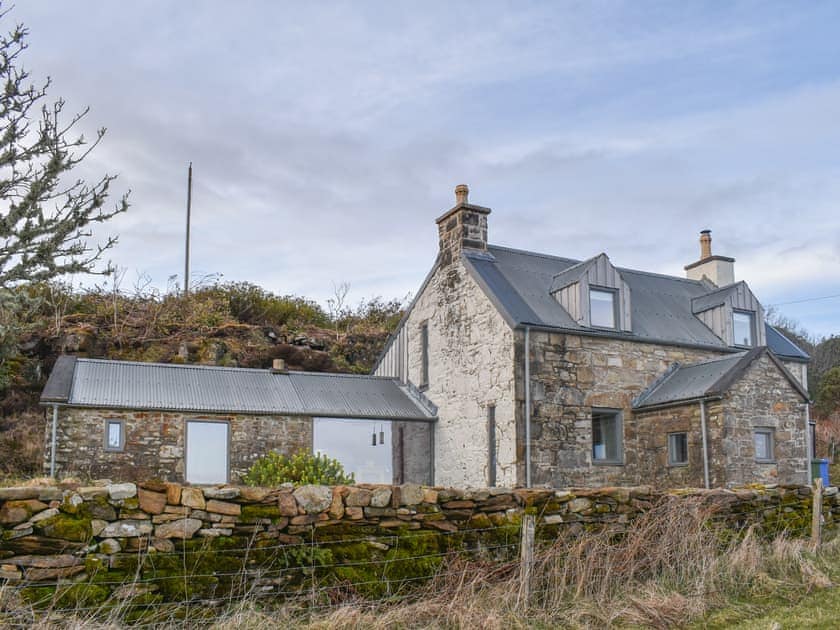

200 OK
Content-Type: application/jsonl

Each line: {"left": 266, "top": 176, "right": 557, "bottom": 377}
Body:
{"left": 733, "top": 312, "right": 754, "bottom": 346}
{"left": 754, "top": 431, "right": 772, "bottom": 460}
{"left": 592, "top": 412, "right": 621, "bottom": 462}
{"left": 669, "top": 433, "right": 688, "bottom": 464}
{"left": 590, "top": 289, "right": 616, "bottom": 328}
{"left": 107, "top": 422, "right": 121, "bottom": 449}
{"left": 314, "top": 418, "right": 393, "bottom": 484}
{"left": 186, "top": 421, "right": 229, "bottom": 484}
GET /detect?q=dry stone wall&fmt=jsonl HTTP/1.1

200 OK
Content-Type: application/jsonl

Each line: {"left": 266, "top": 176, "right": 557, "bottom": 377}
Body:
{"left": 1, "top": 480, "right": 836, "bottom": 610}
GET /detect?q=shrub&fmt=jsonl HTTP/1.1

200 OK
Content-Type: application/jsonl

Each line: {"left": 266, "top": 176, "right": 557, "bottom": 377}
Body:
{"left": 224, "top": 282, "right": 329, "bottom": 328}
{"left": 243, "top": 450, "right": 354, "bottom": 486}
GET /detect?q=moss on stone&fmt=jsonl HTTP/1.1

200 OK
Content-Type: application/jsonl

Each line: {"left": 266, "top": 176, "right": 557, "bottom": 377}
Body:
{"left": 20, "top": 583, "right": 110, "bottom": 609}
{"left": 36, "top": 512, "right": 92, "bottom": 542}
{"left": 240, "top": 504, "right": 283, "bottom": 523}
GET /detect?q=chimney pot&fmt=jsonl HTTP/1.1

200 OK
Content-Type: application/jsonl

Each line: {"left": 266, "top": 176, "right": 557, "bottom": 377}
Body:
{"left": 699, "top": 230, "right": 712, "bottom": 260}
{"left": 454, "top": 184, "right": 469, "bottom": 205}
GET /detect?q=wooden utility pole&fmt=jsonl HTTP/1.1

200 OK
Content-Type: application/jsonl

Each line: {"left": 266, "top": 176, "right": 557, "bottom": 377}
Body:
{"left": 184, "top": 162, "right": 192, "bottom": 296}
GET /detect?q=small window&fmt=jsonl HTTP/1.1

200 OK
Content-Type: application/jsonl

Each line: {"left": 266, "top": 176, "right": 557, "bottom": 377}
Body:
{"left": 590, "top": 288, "right": 617, "bottom": 329}
{"left": 754, "top": 429, "right": 774, "bottom": 462}
{"left": 592, "top": 409, "right": 623, "bottom": 464}
{"left": 104, "top": 419, "right": 124, "bottom": 452}
{"left": 419, "top": 322, "right": 429, "bottom": 389}
{"left": 668, "top": 432, "right": 688, "bottom": 466}
{"left": 733, "top": 310, "right": 755, "bottom": 347}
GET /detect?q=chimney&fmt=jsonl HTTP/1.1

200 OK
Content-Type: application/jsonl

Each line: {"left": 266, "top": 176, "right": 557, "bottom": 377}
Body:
{"left": 435, "top": 184, "right": 491, "bottom": 266}
{"left": 684, "top": 229, "right": 735, "bottom": 287}
{"left": 271, "top": 358, "right": 287, "bottom": 373}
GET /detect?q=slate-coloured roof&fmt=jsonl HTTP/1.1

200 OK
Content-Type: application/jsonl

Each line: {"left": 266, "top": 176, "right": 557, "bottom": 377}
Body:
{"left": 462, "top": 245, "right": 809, "bottom": 360}
{"left": 41, "top": 358, "right": 436, "bottom": 421}
{"left": 633, "top": 347, "right": 809, "bottom": 409}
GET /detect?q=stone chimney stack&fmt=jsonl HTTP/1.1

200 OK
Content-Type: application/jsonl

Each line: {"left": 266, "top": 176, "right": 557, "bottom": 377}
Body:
{"left": 435, "top": 184, "right": 491, "bottom": 266}
{"left": 684, "top": 229, "right": 735, "bottom": 287}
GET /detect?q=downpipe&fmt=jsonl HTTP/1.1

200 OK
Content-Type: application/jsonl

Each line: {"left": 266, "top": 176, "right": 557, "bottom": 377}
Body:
{"left": 525, "top": 326, "right": 531, "bottom": 488}
{"left": 700, "top": 400, "right": 710, "bottom": 489}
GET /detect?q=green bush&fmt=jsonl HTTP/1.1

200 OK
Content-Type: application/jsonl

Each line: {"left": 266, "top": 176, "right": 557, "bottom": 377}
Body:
{"left": 243, "top": 450, "right": 355, "bottom": 486}
{"left": 223, "top": 282, "right": 329, "bottom": 329}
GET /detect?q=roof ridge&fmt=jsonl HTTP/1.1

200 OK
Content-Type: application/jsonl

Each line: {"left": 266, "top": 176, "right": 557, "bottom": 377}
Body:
{"left": 488, "top": 243, "right": 707, "bottom": 287}
{"left": 76, "top": 358, "right": 397, "bottom": 380}
{"left": 487, "top": 244, "right": 579, "bottom": 264}
{"left": 76, "top": 358, "right": 269, "bottom": 374}
{"left": 682, "top": 351, "right": 749, "bottom": 368}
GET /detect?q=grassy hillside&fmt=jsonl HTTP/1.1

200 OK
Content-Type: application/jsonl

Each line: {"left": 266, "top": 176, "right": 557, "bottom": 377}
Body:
{"left": 0, "top": 281, "right": 405, "bottom": 477}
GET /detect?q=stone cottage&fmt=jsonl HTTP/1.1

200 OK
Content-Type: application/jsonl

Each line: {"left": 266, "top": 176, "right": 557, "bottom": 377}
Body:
{"left": 373, "top": 185, "right": 811, "bottom": 489}
{"left": 40, "top": 357, "right": 436, "bottom": 484}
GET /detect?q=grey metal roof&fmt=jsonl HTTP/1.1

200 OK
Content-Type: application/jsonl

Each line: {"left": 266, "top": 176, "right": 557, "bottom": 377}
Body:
{"left": 462, "top": 245, "right": 809, "bottom": 360}
{"left": 633, "top": 347, "right": 809, "bottom": 409}
{"left": 765, "top": 324, "right": 810, "bottom": 361}
{"left": 633, "top": 352, "right": 749, "bottom": 408}
{"left": 41, "top": 358, "right": 436, "bottom": 421}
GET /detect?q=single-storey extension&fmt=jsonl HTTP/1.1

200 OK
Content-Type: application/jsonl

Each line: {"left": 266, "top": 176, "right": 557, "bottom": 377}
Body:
{"left": 40, "top": 356, "right": 436, "bottom": 485}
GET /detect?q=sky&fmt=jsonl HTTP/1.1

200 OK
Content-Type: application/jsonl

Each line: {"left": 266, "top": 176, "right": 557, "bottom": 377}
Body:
{"left": 12, "top": 1, "right": 840, "bottom": 339}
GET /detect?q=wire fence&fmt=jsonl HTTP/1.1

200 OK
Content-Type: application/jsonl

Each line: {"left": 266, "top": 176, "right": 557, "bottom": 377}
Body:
{"left": 0, "top": 497, "right": 832, "bottom": 628}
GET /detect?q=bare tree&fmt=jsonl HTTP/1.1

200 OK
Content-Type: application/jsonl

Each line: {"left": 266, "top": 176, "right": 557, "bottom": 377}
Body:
{"left": 327, "top": 281, "right": 351, "bottom": 341}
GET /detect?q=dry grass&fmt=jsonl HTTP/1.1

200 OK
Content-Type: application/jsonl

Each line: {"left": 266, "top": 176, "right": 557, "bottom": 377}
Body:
{"left": 2, "top": 498, "right": 837, "bottom": 629}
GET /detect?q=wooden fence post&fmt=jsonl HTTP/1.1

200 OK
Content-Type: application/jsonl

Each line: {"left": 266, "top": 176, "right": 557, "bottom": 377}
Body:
{"left": 811, "top": 477, "right": 823, "bottom": 551}
{"left": 519, "top": 514, "right": 535, "bottom": 608}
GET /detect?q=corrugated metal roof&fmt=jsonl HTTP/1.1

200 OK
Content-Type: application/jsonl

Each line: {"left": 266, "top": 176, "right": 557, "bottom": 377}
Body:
{"left": 43, "top": 358, "right": 435, "bottom": 421}
{"left": 462, "top": 245, "right": 809, "bottom": 360}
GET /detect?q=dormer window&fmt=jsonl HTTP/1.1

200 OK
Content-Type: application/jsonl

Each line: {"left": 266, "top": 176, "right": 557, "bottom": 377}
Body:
{"left": 550, "top": 253, "right": 631, "bottom": 332}
{"left": 733, "top": 310, "right": 755, "bottom": 347}
{"left": 590, "top": 288, "right": 617, "bottom": 329}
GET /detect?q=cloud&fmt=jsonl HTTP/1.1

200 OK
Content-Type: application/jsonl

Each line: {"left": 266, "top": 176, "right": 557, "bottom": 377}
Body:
{"left": 11, "top": 0, "right": 840, "bottom": 338}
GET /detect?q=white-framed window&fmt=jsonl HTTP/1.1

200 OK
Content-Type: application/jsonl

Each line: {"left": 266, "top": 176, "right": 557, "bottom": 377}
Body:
{"left": 590, "top": 288, "right": 617, "bottom": 329}
{"left": 668, "top": 432, "right": 688, "bottom": 466}
{"left": 104, "top": 419, "right": 125, "bottom": 452}
{"left": 733, "top": 310, "right": 755, "bottom": 347}
{"left": 754, "top": 428, "right": 775, "bottom": 462}
{"left": 592, "top": 409, "right": 623, "bottom": 464}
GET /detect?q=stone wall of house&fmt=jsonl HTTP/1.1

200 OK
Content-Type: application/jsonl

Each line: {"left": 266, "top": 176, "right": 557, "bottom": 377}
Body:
{"left": 45, "top": 409, "right": 312, "bottom": 483}
{"left": 781, "top": 359, "right": 808, "bottom": 392}
{"left": 403, "top": 258, "right": 517, "bottom": 487}
{"left": 516, "top": 331, "right": 726, "bottom": 487}
{"left": 0, "top": 481, "right": 835, "bottom": 609}
{"left": 722, "top": 353, "right": 809, "bottom": 486}
{"left": 633, "top": 400, "right": 727, "bottom": 488}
